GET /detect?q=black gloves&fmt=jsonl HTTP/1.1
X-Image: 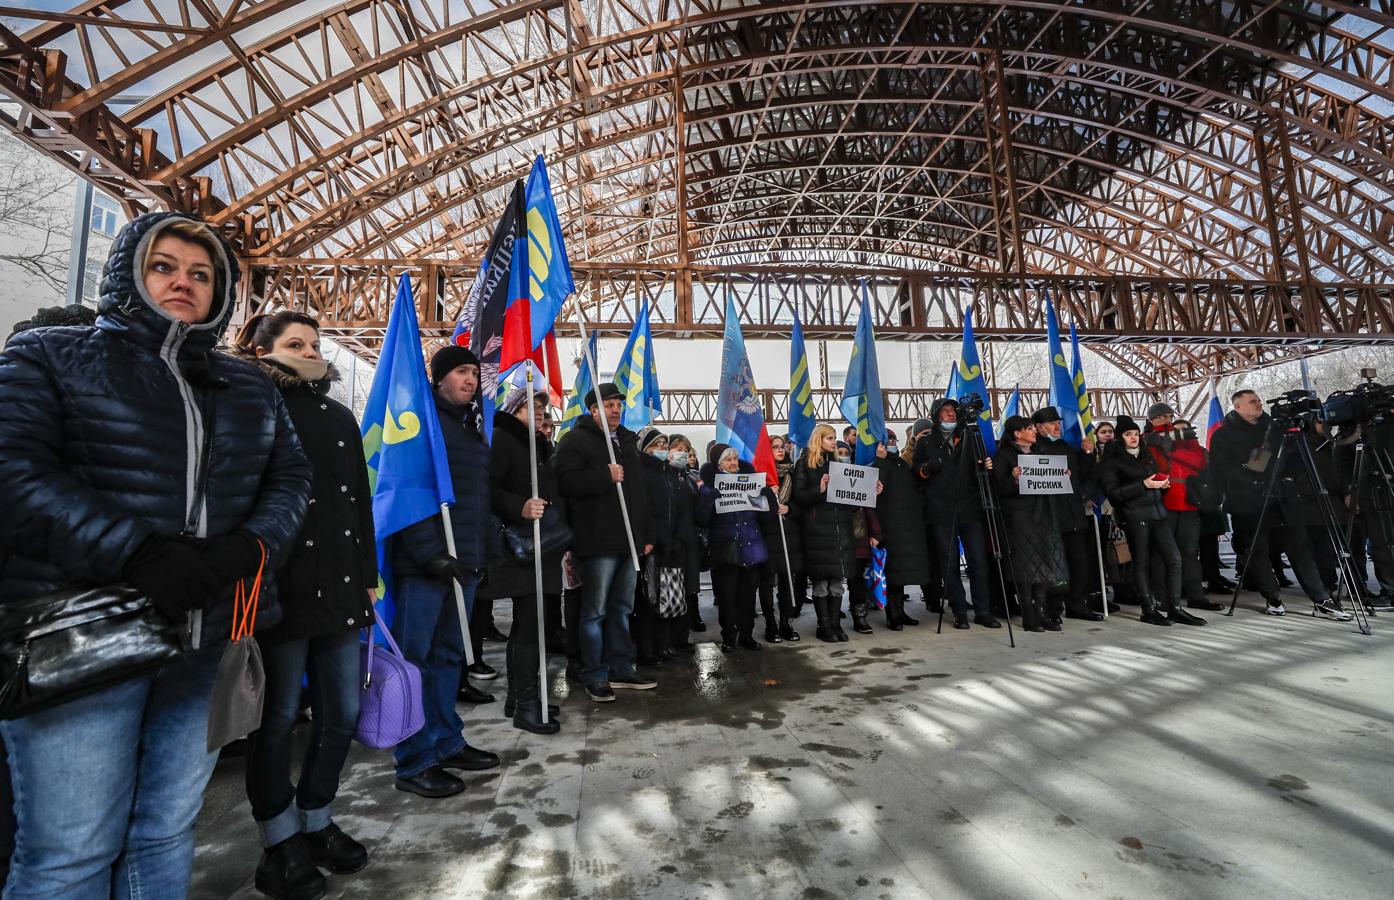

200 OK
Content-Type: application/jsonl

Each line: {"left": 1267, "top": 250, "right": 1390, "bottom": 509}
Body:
{"left": 423, "top": 555, "right": 465, "bottom": 584}
{"left": 201, "top": 532, "right": 264, "bottom": 585}
{"left": 124, "top": 536, "right": 215, "bottom": 619}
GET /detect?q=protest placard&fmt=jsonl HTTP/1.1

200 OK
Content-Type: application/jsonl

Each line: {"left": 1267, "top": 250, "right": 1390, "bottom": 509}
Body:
{"left": 1018, "top": 455, "right": 1073, "bottom": 495}
{"left": 827, "top": 462, "right": 878, "bottom": 508}
{"left": 714, "top": 473, "right": 768, "bottom": 513}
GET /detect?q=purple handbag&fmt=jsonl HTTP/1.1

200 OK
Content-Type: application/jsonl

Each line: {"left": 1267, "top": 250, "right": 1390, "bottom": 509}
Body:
{"left": 355, "top": 609, "right": 425, "bottom": 749}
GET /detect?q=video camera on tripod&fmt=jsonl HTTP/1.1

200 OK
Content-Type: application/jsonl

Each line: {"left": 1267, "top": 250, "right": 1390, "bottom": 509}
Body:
{"left": 1268, "top": 369, "right": 1394, "bottom": 431}
{"left": 956, "top": 392, "right": 986, "bottom": 426}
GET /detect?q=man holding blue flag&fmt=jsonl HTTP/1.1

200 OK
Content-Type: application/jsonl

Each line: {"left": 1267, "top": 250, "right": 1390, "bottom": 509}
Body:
{"left": 840, "top": 286, "right": 886, "bottom": 464}
{"left": 385, "top": 342, "right": 502, "bottom": 798}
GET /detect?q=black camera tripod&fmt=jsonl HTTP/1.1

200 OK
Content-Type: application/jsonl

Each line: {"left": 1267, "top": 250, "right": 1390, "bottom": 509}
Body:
{"left": 1225, "top": 419, "right": 1372, "bottom": 635}
{"left": 933, "top": 415, "right": 1018, "bottom": 648}
{"left": 1341, "top": 419, "right": 1394, "bottom": 608}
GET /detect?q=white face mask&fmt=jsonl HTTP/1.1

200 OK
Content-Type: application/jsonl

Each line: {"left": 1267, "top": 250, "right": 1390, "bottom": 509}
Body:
{"left": 669, "top": 450, "right": 689, "bottom": 469}
{"left": 940, "top": 421, "right": 958, "bottom": 432}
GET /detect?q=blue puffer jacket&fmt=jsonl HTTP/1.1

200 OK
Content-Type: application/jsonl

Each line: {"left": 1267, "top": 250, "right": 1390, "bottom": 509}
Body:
{"left": 0, "top": 212, "right": 312, "bottom": 646}
{"left": 391, "top": 394, "right": 494, "bottom": 576}
{"left": 695, "top": 462, "right": 771, "bottom": 569}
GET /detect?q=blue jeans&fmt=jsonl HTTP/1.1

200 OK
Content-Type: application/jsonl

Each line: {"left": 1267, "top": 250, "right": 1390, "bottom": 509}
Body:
{"left": 390, "top": 574, "right": 475, "bottom": 778}
{"left": 246, "top": 629, "right": 361, "bottom": 847}
{"left": 578, "top": 556, "right": 638, "bottom": 685}
{"left": 0, "top": 648, "right": 222, "bottom": 900}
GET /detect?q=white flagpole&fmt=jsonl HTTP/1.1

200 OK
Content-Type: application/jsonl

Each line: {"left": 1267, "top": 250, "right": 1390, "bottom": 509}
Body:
{"left": 439, "top": 505, "right": 476, "bottom": 666}
{"left": 1092, "top": 512, "right": 1109, "bottom": 620}
{"left": 524, "top": 361, "right": 551, "bottom": 723}
{"left": 574, "top": 309, "right": 641, "bottom": 571}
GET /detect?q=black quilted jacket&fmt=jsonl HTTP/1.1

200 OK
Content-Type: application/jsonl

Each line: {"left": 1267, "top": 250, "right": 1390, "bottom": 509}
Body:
{"left": 0, "top": 212, "right": 311, "bottom": 646}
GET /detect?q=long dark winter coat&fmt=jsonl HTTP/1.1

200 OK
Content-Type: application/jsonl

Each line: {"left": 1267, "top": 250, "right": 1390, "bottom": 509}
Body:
{"left": 638, "top": 452, "right": 698, "bottom": 570}
{"left": 760, "top": 457, "right": 804, "bottom": 576}
{"left": 246, "top": 355, "right": 377, "bottom": 642}
{"left": 552, "top": 413, "right": 653, "bottom": 557}
{"left": 696, "top": 462, "right": 771, "bottom": 569}
{"left": 912, "top": 400, "right": 987, "bottom": 525}
{"left": 0, "top": 212, "right": 310, "bottom": 644}
{"left": 993, "top": 441, "right": 1068, "bottom": 587}
{"left": 876, "top": 452, "right": 929, "bottom": 587}
{"left": 1031, "top": 437, "right": 1095, "bottom": 533}
{"left": 392, "top": 394, "right": 494, "bottom": 576}
{"left": 1097, "top": 442, "right": 1168, "bottom": 526}
{"left": 480, "top": 409, "right": 565, "bottom": 600}
{"left": 791, "top": 456, "right": 855, "bottom": 580}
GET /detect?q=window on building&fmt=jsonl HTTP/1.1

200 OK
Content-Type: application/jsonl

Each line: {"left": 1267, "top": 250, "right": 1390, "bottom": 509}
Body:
{"left": 81, "top": 256, "right": 103, "bottom": 304}
{"left": 90, "top": 194, "right": 120, "bottom": 237}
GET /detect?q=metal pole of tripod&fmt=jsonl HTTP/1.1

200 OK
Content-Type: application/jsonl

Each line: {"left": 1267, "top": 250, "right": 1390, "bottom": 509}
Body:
{"left": 1226, "top": 434, "right": 1289, "bottom": 617}
{"left": 1291, "top": 428, "right": 1371, "bottom": 635}
{"left": 968, "top": 422, "right": 1015, "bottom": 648}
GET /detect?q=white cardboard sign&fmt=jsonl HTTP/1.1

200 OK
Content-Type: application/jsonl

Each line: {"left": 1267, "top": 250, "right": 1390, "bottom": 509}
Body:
{"left": 1019, "top": 455, "right": 1073, "bottom": 495}
{"left": 714, "top": 473, "right": 768, "bottom": 513}
{"left": 827, "top": 462, "right": 879, "bottom": 508}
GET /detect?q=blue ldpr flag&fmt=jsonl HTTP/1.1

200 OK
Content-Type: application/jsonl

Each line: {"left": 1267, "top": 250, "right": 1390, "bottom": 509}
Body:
{"left": 716, "top": 294, "right": 778, "bottom": 486}
{"left": 361, "top": 275, "right": 455, "bottom": 625}
{"left": 840, "top": 283, "right": 886, "bottom": 465}
{"left": 995, "top": 384, "right": 1021, "bottom": 440}
{"left": 948, "top": 306, "right": 996, "bottom": 456}
{"left": 556, "top": 333, "right": 599, "bottom": 440}
{"left": 1069, "top": 323, "right": 1095, "bottom": 441}
{"left": 788, "top": 310, "right": 817, "bottom": 451}
{"left": 614, "top": 298, "right": 662, "bottom": 430}
{"left": 523, "top": 155, "right": 575, "bottom": 350}
{"left": 1045, "top": 294, "right": 1084, "bottom": 446}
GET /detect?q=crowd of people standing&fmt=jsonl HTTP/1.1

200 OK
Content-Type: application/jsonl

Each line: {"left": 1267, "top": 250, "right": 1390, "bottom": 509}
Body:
{"left": 1, "top": 211, "right": 1390, "bottom": 898}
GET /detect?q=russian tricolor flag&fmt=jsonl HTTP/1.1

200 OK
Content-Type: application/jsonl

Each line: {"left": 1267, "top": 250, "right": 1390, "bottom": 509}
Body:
{"left": 1205, "top": 379, "right": 1224, "bottom": 446}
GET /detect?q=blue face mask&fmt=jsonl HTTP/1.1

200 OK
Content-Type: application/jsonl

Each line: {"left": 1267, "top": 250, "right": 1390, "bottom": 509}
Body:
{"left": 940, "top": 421, "right": 958, "bottom": 432}
{"left": 652, "top": 449, "right": 669, "bottom": 461}
{"left": 669, "top": 450, "right": 689, "bottom": 469}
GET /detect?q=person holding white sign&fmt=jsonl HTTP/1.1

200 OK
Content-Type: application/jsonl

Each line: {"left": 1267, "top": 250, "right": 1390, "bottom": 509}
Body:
{"left": 792, "top": 425, "right": 857, "bottom": 642}
{"left": 1031, "top": 407, "right": 1105, "bottom": 624}
{"left": 994, "top": 415, "right": 1070, "bottom": 633}
{"left": 695, "top": 448, "right": 774, "bottom": 652}
{"left": 1098, "top": 416, "right": 1203, "bottom": 627}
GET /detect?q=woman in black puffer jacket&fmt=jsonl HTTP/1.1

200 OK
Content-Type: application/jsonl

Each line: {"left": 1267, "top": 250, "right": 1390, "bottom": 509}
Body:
{"left": 1097, "top": 416, "right": 1197, "bottom": 627}
{"left": 0, "top": 212, "right": 310, "bottom": 898}
{"left": 235, "top": 312, "right": 376, "bottom": 893}
{"left": 875, "top": 441, "right": 928, "bottom": 630}
{"left": 791, "top": 424, "right": 856, "bottom": 642}
{"left": 696, "top": 449, "right": 773, "bottom": 652}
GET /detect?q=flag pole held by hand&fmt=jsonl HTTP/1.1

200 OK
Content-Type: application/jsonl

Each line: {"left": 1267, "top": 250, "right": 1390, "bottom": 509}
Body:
{"left": 575, "top": 310, "right": 641, "bottom": 571}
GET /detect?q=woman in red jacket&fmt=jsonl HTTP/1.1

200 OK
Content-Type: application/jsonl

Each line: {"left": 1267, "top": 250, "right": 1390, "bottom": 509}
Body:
{"left": 1146, "top": 419, "right": 1224, "bottom": 613}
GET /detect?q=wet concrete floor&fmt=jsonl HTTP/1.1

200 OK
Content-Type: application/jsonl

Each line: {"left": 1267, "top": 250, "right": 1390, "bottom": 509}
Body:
{"left": 192, "top": 587, "right": 1394, "bottom": 898}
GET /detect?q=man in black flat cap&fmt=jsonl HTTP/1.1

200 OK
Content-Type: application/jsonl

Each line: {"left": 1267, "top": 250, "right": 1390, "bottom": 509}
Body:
{"left": 552, "top": 382, "right": 656, "bottom": 704}
{"left": 1031, "top": 406, "right": 1105, "bottom": 623}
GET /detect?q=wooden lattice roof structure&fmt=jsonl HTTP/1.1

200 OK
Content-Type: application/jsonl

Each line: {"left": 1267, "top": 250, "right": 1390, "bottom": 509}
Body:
{"left": 6, "top": 1, "right": 1394, "bottom": 388}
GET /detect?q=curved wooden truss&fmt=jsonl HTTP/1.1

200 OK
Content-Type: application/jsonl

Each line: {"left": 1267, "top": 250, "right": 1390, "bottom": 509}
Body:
{"left": 6, "top": 1, "right": 1394, "bottom": 388}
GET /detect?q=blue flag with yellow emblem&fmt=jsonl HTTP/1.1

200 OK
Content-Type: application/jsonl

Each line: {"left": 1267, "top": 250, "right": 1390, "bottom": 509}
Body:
{"left": 556, "top": 333, "right": 599, "bottom": 440}
{"left": 788, "top": 310, "right": 817, "bottom": 451}
{"left": 1069, "top": 322, "right": 1095, "bottom": 441}
{"left": 839, "top": 284, "right": 886, "bottom": 465}
{"left": 614, "top": 299, "right": 662, "bottom": 430}
{"left": 948, "top": 306, "right": 996, "bottom": 456}
{"left": 523, "top": 155, "right": 575, "bottom": 350}
{"left": 1045, "top": 294, "right": 1084, "bottom": 446}
{"left": 361, "top": 275, "right": 455, "bottom": 622}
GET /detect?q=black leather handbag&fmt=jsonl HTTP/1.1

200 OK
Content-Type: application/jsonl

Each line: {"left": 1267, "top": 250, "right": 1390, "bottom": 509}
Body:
{"left": 499, "top": 507, "right": 573, "bottom": 561}
{"left": 0, "top": 585, "right": 191, "bottom": 719}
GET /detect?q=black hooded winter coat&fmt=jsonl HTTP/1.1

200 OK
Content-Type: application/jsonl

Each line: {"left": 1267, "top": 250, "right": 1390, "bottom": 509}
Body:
{"left": 912, "top": 399, "right": 986, "bottom": 524}
{"left": 0, "top": 212, "right": 311, "bottom": 645}
{"left": 1097, "top": 441, "right": 1168, "bottom": 525}
{"left": 791, "top": 456, "right": 855, "bottom": 580}
{"left": 242, "top": 354, "right": 376, "bottom": 642}
{"left": 876, "top": 452, "right": 929, "bottom": 587}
